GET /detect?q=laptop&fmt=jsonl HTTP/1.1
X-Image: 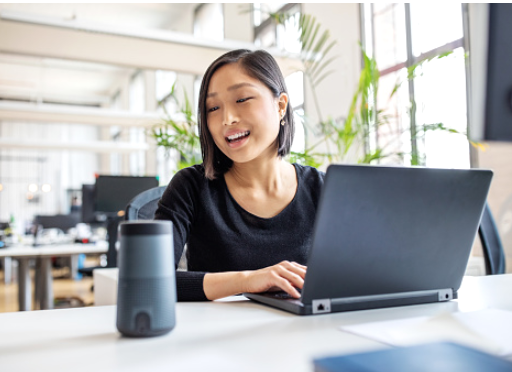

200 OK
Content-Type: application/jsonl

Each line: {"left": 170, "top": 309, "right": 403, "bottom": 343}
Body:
{"left": 244, "top": 164, "right": 493, "bottom": 315}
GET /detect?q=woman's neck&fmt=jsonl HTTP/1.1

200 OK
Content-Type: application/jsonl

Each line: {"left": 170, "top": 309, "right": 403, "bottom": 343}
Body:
{"left": 226, "top": 157, "right": 293, "bottom": 193}
{"left": 224, "top": 157, "right": 298, "bottom": 218}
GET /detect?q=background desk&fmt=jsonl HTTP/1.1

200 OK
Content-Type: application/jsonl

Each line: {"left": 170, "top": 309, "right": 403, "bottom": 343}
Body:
{"left": 1, "top": 274, "right": 511, "bottom": 372}
{"left": 0, "top": 243, "right": 108, "bottom": 311}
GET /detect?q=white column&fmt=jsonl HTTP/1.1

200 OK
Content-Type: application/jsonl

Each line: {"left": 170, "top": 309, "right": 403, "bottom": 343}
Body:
{"left": 119, "top": 78, "right": 131, "bottom": 175}
{"left": 144, "top": 70, "right": 157, "bottom": 176}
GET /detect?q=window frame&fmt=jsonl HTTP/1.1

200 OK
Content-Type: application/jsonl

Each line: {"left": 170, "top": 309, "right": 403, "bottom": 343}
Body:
{"left": 361, "top": 3, "right": 467, "bottom": 166}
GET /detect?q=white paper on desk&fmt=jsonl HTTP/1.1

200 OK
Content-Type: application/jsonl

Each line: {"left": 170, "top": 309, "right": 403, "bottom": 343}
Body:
{"left": 341, "top": 308, "right": 512, "bottom": 357}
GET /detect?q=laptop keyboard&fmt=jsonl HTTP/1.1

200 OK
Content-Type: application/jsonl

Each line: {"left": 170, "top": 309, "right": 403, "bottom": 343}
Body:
{"left": 263, "top": 288, "right": 302, "bottom": 300}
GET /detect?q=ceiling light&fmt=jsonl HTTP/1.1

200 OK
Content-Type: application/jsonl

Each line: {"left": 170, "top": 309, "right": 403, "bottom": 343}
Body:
{"left": 28, "top": 183, "right": 38, "bottom": 192}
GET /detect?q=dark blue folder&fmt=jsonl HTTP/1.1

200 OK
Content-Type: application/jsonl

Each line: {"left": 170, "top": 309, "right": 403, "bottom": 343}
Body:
{"left": 313, "top": 342, "right": 512, "bottom": 372}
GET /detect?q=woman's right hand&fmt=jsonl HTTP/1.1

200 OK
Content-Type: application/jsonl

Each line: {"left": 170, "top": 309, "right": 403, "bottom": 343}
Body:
{"left": 203, "top": 261, "right": 307, "bottom": 300}
{"left": 241, "top": 261, "right": 307, "bottom": 298}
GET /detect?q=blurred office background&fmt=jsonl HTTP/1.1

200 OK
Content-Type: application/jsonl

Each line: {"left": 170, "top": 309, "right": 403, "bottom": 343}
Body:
{"left": 0, "top": 4, "right": 511, "bottom": 311}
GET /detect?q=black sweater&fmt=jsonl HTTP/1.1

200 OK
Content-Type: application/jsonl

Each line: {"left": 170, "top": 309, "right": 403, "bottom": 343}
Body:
{"left": 154, "top": 163, "right": 325, "bottom": 301}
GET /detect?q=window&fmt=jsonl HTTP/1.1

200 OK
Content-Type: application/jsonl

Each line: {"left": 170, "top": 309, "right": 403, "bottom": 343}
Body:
{"left": 194, "top": 3, "right": 224, "bottom": 41}
{"left": 254, "top": 4, "right": 306, "bottom": 154}
{"left": 362, "top": 3, "right": 469, "bottom": 168}
{"left": 253, "top": 3, "right": 287, "bottom": 27}
{"left": 254, "top": 3, "right": 300, "bottom": 53}
{"left": 286, "top": 71, "right": 305, "bottom": 153}
{"left": 155, "top": 70, "right": 177, "bottom": 116}
{"left": 129, "top": 71, "right": 145, "bottom": 114}
{"left": 128, "top": 71, "right": 146, "bottom": 175}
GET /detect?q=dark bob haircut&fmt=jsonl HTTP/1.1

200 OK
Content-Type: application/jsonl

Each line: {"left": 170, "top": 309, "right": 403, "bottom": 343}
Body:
{"left": 197, "top": 49, "right": 295, "bottom": 180}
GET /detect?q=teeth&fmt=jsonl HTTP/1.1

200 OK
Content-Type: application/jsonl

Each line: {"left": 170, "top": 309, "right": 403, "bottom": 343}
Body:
{"left": 227, "top": 131, "right": 249, "bottom": 141}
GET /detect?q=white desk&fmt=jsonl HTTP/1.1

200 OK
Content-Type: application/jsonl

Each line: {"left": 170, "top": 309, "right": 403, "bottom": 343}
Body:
{"left": 93, "top": 268, "right": 119, "bottom": 306}
{"left": 0, "top": 243, "right": 108, "bottom": 311}
{"left": 1, "top": 274, "right": 511, "bottom": 372}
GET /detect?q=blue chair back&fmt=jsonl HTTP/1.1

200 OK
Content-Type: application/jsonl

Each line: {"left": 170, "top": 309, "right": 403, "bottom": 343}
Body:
{"left": 479, "top": 203, "right": 506, "bottom": 275}
{"left": 125, "top": 186, "right": 166, "bottom": 221}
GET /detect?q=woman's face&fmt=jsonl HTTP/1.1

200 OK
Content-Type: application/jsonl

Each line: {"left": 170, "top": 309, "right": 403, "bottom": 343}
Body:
{"left": 205, "top": 63, "right": 288, "bottom": 166}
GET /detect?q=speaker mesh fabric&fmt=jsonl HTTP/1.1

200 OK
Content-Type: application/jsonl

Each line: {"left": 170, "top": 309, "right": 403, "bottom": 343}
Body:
{"left": 117, "top": 277, "right": 175, "bottom": 334}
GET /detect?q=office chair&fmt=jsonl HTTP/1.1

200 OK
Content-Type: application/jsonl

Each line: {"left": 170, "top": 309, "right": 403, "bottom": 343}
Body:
{"left": 125, "top": 186, "right": 167, "bottom": 221}
{"left": 78, "top": 185, "right": 167, "bottom": 293}
{"left": 478, "top": 203, "right": 506, "bottom": 275}
{"left": 125, "top": 185, "right": 188, "bottom": 271}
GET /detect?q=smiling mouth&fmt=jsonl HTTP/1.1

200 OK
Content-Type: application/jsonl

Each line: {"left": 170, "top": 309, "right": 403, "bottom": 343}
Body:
{"left": 226, "top": 131, "right": 250, "bottom": 143}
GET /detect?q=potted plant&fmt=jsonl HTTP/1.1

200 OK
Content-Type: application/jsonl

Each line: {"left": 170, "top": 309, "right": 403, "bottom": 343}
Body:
{"left": 149, "top": 84, "right": 201, "bottom": 171}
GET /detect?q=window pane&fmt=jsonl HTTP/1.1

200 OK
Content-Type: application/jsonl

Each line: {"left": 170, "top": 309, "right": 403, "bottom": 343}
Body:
{"left": 255, "top": 23, "right": 276, "bottom": 48}
{"left": 375, "top": 68, "right": 411, "bottom": 165}
{"left": 253, "top": 3, "right": 262, "bottom": 26}
{"left": 413, "top": 48, "right": 469, "bottom": 168}
{"left": 285, "top": 71, "right": 304, "bottom": 108}
{"left": 373, "top": 4, "right": 407, "bottom": 70}
{"left": 129, "top": 72, "right": 145, "bottom": 113}
{"left": 410, "top": 3, "right": 463, "bottom": 57}
{"left": 291, "top": 108, "right": 305, "bottom": 154}
{"left": 155, "top": 70, "right": 177, "bottom": 116}
{"left": 155, "top": 70, "right": 176, "bottom": 102}
{"left": 277, "top": 11, "right": 301, "bottom": 54}
{"left": 194, "top": 3, "right": 224, "bottom": 41}
{"left": 362, "top": 3, "right": 374, "bottom": 58}
{"left": 254, "top": 3, "right": 287, "bottom": 28}
{"left": 194, "top": 76, "right": 202, "bottom": 115}
{"left": 261, "top": 2, "right": 287, "bottom": 14}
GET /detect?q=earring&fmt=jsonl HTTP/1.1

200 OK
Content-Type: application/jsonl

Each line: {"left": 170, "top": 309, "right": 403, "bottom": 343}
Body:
{"left": 280, "top": 111, "right": 285, "bottom": 126}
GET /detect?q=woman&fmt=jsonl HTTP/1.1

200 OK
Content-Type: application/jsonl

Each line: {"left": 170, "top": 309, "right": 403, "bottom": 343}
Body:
{"left": 155, "top": 49, "right": 325, "bottom": 301}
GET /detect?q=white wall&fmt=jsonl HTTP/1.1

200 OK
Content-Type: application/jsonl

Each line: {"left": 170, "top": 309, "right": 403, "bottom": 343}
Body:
{"left": 224, "top": 4, "right": 253, "bottom": 43}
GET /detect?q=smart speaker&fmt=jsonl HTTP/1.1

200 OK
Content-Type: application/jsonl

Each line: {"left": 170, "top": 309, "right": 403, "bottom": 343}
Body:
{"left": 116, "top": 220, "right": 176, "bottom": 337}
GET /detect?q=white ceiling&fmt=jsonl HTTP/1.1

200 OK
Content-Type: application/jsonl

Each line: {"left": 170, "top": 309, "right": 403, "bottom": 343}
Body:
{"left": 0, "top": 3, "right": 196, "bottom": 32}
{"left": 0, "top": 53, "right": 135, "bottom": 106}
{"left": 0, "top": 3, "right": 199, "bottom": 107}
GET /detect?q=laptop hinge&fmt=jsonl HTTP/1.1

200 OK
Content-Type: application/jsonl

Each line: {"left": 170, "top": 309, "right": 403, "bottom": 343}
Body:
{"left": 312, "top": 299, "right": 332, "bottom": 314}
{"left": 438, "top": 288, "right": 453, "bottom": 301}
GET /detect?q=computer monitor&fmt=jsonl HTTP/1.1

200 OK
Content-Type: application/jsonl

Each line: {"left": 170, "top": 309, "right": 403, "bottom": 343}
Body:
{"left": 35, "top": 214, "right": 81, "bottom": 232}
{"left": 469, "top": 3, "right": 512, "bottom": 142}
{"left": 81, "top": 184, "right": 99, "bottom": 224}
{"left": 94, "top": 175, "right": 159, "bottom": 215}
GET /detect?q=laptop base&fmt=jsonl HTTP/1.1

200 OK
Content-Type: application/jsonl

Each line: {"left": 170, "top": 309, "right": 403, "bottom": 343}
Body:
{"left": 244, "top": 289, "right": 458, "bottom": 316}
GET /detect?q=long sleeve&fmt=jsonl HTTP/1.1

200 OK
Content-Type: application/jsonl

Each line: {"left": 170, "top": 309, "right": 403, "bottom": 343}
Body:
{"left": 154, "top": 166, "right": 208, "bottom": 301}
